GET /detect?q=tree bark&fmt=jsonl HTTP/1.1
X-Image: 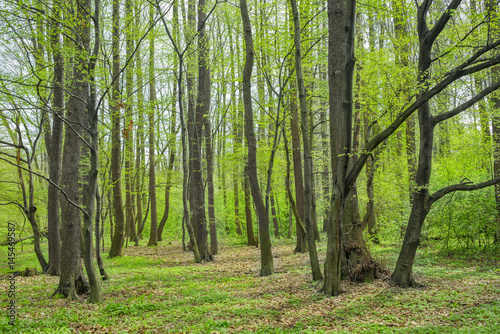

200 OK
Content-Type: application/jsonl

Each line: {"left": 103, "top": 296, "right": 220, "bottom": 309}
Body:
{"left": 109, "top": 0, "right": 126, "bottom": 258}
{"left": 324, "top": 0, "right": 356, "bottom": 296}
{"left": 240, "top": 0, "right": 273, "bottom": 276}
{"left": 55, "top": 0, "right": 92, "bottom": 299}
{"left": 45, "top": 0, "right": 64, "bottom": 276}
{"left": 244, "top": 168, "right": 258, "bottom": 246}
{"left": 290, "top": 62, "right": 307, "bottom": 253}
{"left": 289, "top": 0, "right": 322, "bottom": 281}
{"left": 124, "top": 0, "right": 136, "bottom": 242}
{"left": 191, "top": 0, "right": 212, "bottom": 261}
{"left": 158, "top": 0, "right": 179, "bottom": 242}
{"left": 147, "top": 4, "right": 158, "bottom": 247}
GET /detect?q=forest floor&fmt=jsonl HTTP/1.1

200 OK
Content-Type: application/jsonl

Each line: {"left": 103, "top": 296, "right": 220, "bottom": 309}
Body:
{"left": 1, "top": 236, "right": 499, "bottom": 333}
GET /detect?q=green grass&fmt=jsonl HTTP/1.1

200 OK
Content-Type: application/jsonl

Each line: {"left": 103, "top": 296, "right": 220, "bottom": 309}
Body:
{"left": 1, "top": 237, "right": 499, "bottom": 333}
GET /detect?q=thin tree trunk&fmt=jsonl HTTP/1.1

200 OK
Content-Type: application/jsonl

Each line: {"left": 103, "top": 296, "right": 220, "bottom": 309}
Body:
{"left": 147, "top": 4, "right": 158, "bottom": 247}
{"left": 134, "top": 3, "right": 146, "bottom": 246}
{"left": 95, "top": 187, "right": 109, "bottom": 280}
{"left": 240, "top": 0, "right": 273, "bottom": 276}
{"left": 270, "top": 193, "right": 280, "bottom": 238}
{"left": 204, "top": 114, "right": 217, "bottom": 254}
{"left": 109, "top": 0, "right": 125, "bottom": 258}
{"left": 157, "top": 0, "right": 179, "bottom": 242}
{"left": 124, "top": 0, "right": 136, "bottom": 242}
{"left": 290, "top": 0, "right": 322, "bottom": 280}
{"left": 244, "top": 168, "right": 258, "bottom": 246}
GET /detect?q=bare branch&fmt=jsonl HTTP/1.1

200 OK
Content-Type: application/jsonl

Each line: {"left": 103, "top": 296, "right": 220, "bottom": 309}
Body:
{"left": 427, "top": 177, "right": 500, "bottom": 208}
{"left": 0, "top": 156, "right": 88, "bottom": 217}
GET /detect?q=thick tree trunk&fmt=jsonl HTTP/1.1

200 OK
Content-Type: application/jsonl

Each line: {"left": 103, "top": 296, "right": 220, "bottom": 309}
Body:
{"left": 55, "top": 0, "right": 92, "bottom": 298}
{"left": 489, "top": 0, "right": 500, "bottom": 240}
{"left": 82, "top": 0, "right": 103, "bottom": 303}
{"left": 320, "top": 111, "right": 330, "bottom": 233}
{"left": 45, "top": 0, "right": 64, "bottom": 276}
{"left": 324, "top": 0, "right": 356, "bottom": 296}
{"left": 240, "top": 0, "right": 273, "bottom": 276}
{"left": 191, "top": 0, "right": 212, "bottom": 261}
{"left": 109, "top": 0, "right": 125, "bottom": 258}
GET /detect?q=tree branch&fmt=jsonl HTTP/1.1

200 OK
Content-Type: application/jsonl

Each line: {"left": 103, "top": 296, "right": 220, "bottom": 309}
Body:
{"left": 432, "top": 79, "right": 500, "bottom": 125}
{"left": 0, "top": 156, "right": 88, "bottom": 217}
{"left": 427, "top": 177, "right": 500, "bottom": 208}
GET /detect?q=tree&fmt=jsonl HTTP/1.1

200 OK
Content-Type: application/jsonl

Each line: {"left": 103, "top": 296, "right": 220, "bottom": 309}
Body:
{"left": 240, "top": 0, "right": 274, "bottom": 276}
{"left": 289, "top": 0, "right": 322, "bottom": 280}
{"left": 109, "top": 0, "right": 126, "bottom": 258}
{"left": 45, "top": 0, "right": 64, "bottom": 276}
{"left": 54, "top": 0, "right": 93, "bottom": 300}
{"left": 147, "top": 3, "right": 159, "bottom": 247}
{"left": 392, "top": 0, "right": 500, "bottom": 287}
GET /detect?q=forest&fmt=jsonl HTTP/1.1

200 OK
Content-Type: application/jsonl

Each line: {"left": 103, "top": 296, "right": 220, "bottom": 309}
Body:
{"left": 0, "top": 0, "right": 499, "bottom": 332}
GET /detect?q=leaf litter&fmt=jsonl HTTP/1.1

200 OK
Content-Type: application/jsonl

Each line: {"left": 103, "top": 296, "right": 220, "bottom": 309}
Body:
{"left": 1, "top": 240, "right": 499, "bottom": 333}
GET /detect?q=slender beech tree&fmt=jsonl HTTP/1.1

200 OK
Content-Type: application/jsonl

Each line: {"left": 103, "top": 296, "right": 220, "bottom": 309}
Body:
{"left": 289, "top": 0, "right": 322, "bottom": 280}
{"left": 241, "top": 0, "right": 274, "bottom": 276}
{"left": 157, "top": 0, "right": 179, "bottom": 242}
{"left": 147, "top": 3, "right": 159, "bottom": 247}
{"left": 109, "top": 0, "right": 126, "bottom": 258}
{"left": 124, "top": 0, "right": 136, "bottom": 242}
{"left": 189, "top": 0, "right": 212, "bottom": 261}
{"left": 156, "top": 0, "right": 201, "bottom": 262}
{"left": 45, "top": 0, "right": 64, "bottom": 276}
{"left": 82, "top": 0, "right": 103, "bottom": 302}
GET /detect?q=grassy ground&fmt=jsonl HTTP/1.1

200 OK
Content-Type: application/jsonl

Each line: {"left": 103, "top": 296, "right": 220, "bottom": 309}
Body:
{"left": 1, "top": 237, "right": 499, "bottom": 333}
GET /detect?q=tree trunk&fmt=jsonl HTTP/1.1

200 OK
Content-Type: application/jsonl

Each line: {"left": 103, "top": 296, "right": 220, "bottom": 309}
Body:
{"left": 134, "top": 4, "right": 146, "bottom": 246}
{"left": 109, "top": 0, "right": 125, "bottom": 258}
{"left": 324, "top": 0, "right": 356, "bottom": 296}
{"left": 124, "top": 0, "right": 136, "bottom": 242}
{"left": 244, "top": 168, "right": 258, "bottom": 246}
{"left": 392, "top": 0, "right": 462, "bottom": 287}
{"left": 95, "top": 187, "right": 109, "bottom": 280}
{"left": 240, "top": 0, "right": 273, "bottom": 276}
{"left": 270, "top": 192, "right": 280, "bottom": 238}
{"left": 190, "top": 0, "right": 212, "bottom": 261}
{"left": 45, "top": 0, "right": 64, "bottom": 276}
{"left": 205, "top": 114, "right": 218, "bottom": 255}
{"left": 157, "top": 0, "right": 179, "bottom": 242}
{"left": 488, "top": 0, "right": 500, "bottom": 240}
{"left": 290, "top": 79, "right": 307, "bottom": 253}
{"left": 290, "top": 0, "right": 322, "bottom": 280}
{"left": 55, "top": 0, "right": 92, "bottom": 299}
{"left": 147, "top": 4, "right": 158, "bottom": 247}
